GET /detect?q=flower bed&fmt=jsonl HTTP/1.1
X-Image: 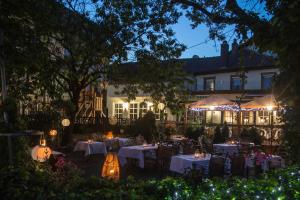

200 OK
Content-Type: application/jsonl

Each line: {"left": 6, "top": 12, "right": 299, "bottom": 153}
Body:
{"left": 0, "top": 163, "right": 299, "bottom": 200}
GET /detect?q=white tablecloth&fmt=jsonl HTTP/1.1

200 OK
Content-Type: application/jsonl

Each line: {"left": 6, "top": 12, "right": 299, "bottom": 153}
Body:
{"left": 73, "top": 141, "right": 107, "bottom": 156}
{"left": 105, "top": 137, "right": 131, "bottom": 147}
{"left": 245, "top": 155, "right": 285, "bottom": 172}
{"left": 170, "top": 154, "right": 211, "bottom": 175}
{"left": 213, "top": 144, "right": 239, "bottom": 156}
{"left": 118, "top": 145, "right": 158, "bottom": 168}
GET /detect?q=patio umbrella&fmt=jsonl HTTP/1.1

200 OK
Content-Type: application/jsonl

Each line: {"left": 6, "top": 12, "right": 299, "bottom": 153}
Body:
{"left": 241, "top": 95, "right": 277, "bottom": 110}
{"left": 188, "top": 95, "right": 238, "bottom": 111}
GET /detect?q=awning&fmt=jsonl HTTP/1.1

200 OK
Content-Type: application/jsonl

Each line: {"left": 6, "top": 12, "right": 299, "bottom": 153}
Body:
{"left": 241, "top": 95, "right": 278, "bottom": 110}
{"left": 188, "top": 95, "right": 239, "bottom": 111}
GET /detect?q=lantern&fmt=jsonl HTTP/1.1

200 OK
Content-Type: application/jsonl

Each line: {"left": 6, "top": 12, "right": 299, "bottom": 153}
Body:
{"left": 157, "top": 102, "right": 164, "bottom": 110}
{"left": 31, "top": 137, "right": 52, "bottom": 162}
{"left": 101, "top": 152, "right": 120, "bottom": 181}
{"left": 49, "top": 129, "right": 58, "bottom": 137}
{"left": 109, "top": 117, "right": 118, "bottom": 125}
{"left": 61, "top": 118, "right": 70, "bottom": 127}
{"left": 194, "top": 149, "right": 201, "bottom": 159}
{"left": 106, "top": 131, "right": 114, "bottom": 139}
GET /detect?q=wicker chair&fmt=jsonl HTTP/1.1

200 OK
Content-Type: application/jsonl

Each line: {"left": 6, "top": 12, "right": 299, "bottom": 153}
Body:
{"left": 157, "top": 145, "right": 177, "bottom": 172}
{"left": 231, "top": 155, "right": 245, "bottom": 176}
{"left": 143, "top": 150, "right": 157, "bottom": 170}
{"left": 209, "top": 155, "right": 225, "bottom": 178}
{"left": 182, "top": 143, "right": 196, "bottom": 154}
{"left": 124, "top": 157, "right": 139, "bottom": 176}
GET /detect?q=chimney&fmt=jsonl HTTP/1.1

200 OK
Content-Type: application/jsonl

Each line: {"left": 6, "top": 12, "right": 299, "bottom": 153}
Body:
{"left": 220, "top": 40, "right": 229, "bottom": 66}
{"left": 231, "top": 39, "right": 238, "bottom": 54}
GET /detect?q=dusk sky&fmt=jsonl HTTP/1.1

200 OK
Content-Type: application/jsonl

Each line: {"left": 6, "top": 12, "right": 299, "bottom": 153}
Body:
{"left": 172, "top": 16, "right": 228, "bottom": 59}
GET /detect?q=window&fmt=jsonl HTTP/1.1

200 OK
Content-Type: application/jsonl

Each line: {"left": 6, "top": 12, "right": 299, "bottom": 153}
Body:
{"left": 204, "top": 77, "right": 215, "bottom": 91}
{"left": 206, "top": 111, "right": 221, "bottom": 124}
{"left": 261, "top": 73, "right": 275, "bottom": 90}
{"left": 129, "top": 103, "right": 138, "bottom": 119}
{"left": 223, "top": 111, "right": 238, "bottom": 124}
{"left": 231, "top": 76, "right": 244, "bottom": 90}
{"left": 256, "top": 110, "right": 271, "bottom": 125}
{"left": 242, "top": 111, "right": 254, "bottom": 125}
{"left": 114, "top": 103, "right": 123, "bottom": 118}
{"left": 185, "top": 78, "right": 197, "bottom": 91}
{"left": 139, "top": 102, "right": 148, "bottom": 117}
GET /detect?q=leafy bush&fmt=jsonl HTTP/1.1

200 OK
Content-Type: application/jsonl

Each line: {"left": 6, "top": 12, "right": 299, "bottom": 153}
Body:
{"left": 0, "top": 163, "right": 299, "bottom": 200}
{"left": 213, "top": 125, "right": 224, "bottom": 143}
{"left": 241, "top": 127, "right": 263, "bottom": 145}
{"left": 125, "top": 111, "right": 158, "bottom": 142}
{"left": 221, "top": 122, "right": 230, "bottom": 141}
{"left": 249, "top": 127, "right": 263, "bottom": 145}
{"left": 184, "top": 126, "right": 204, "bottom": 140}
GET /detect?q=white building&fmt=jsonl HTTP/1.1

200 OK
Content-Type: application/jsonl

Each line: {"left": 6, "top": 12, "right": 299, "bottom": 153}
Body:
{"left": 106, "top": 40, "right": 279, "bottom": 126}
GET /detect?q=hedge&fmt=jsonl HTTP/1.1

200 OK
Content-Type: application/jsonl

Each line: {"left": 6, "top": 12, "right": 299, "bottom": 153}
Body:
{"left": 0, "top": 162, "right": 299, "bottom": 200}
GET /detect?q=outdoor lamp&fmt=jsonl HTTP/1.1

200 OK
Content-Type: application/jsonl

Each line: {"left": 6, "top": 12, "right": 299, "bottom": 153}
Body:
{"left": 101, "top": 152, "right": 120, "bottom": 181}
{"left": 209, "top": 106, "right": 215, "bottom": 110}
{"left": 49, "top": 129, "right": 58, "bottom": 137}
{"left": 194, "top": 149, "right": 201, "bottom": 159}
{"left": 123, "top": 102, "right": 129, "bottom": 110}
{"left": 106, "top": 131, "right": 114, "bottom": 139}
{"left": 31, "top": 135, "right": 52, "bottom": 162}
{"left": 267, "top": 105, "right": 273, "bottom": 111}
{"left": 158, "top": 102, "right": 164, "bottom": 110}
{"left": 61, "top": 118, "right": 70, "bottom": 127}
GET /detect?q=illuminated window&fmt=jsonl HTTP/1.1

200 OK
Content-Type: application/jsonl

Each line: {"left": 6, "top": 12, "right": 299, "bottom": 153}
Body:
{"left": 256, "top": 110, "right": 271, "bottom": 125}
{"left": 114, "top": 103, "right": 123, "bottom": 118}
{"left": 223, "top": 111, "right": 238, "bottom": 124}
{"left": 140, "top": 103, "right": 148, "bottom": 117}
{"left": 206, "top": 111, "right": 221, "bottom": 124}
{"left": 129, "top": 103, "right": 138, "bottom": 119}
{"left": 242, "top": 111, "right": 254, "bottom": 125}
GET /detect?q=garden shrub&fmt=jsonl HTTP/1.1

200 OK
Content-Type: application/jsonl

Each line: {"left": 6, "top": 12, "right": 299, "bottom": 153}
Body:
{"left": 221, "top": 122, "right": 230, "bottom": 141}
{"left": 130, "top": 111, "right": 158, "bottom": 142}
{"left": 249, "top": 127, "right": 263, "bottom": 145}
{"left": 184, "top": 126, "right": 204, "bottom": 140}
{"left": 213, "top": 125, "right": 223, "bottom": 143}
{"left": 0, "top": 163, "right": 299, "bottom": 200}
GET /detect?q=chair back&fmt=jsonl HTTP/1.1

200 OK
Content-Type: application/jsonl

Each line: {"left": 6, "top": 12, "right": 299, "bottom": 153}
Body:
{"left": 157, "top": 145, "right": 176, "bottom": 171}
{"left": 231, "top": 155, "right": 245, "bottom": 176}
{"left": 209, "top": 155, "right": 225, "bottom": 177}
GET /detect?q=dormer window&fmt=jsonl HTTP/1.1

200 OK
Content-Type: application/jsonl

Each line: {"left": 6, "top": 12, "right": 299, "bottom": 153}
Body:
{"left": 231, "top": 75, "right": 244, "bottom": 90}
{"left": 261, "top": 73, "right": 275, "bottom": 90}
{"left": 204, "top": 77, "right": 215, "bottom": 91}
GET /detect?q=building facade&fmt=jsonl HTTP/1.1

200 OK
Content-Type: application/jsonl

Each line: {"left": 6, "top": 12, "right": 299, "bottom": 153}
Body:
{"left": 106, "top": 40, "right": 281, "bottom": 139}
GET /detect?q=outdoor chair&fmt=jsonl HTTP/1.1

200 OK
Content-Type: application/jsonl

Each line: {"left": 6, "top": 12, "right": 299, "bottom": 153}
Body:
{"left": 143, "top": 150, "right": 157, "bottom": 170}
{"left": 182, "top": 144, "right": 196, "bottom": 154}
{"left": 125, "top": 157, "right": 140, "bottom": 176}
{"left": 209, "top": 155, "right": 225, "bottom": 178}
{"left": 269, "top": 157, "right": 283, "bottom": 170}
{"left": 231, "top": 155, "right": 245, "bottom": 176}
{"left": 157, "top": 145, "right": 177, "bottom": 172}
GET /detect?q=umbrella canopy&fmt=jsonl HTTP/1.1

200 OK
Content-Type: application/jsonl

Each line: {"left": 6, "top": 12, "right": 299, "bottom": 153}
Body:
{"left": 188, "top": 95, "right": 238, "bottom": 111}
{"left": 241, "top": 95, "right": 277, "bottom": 110}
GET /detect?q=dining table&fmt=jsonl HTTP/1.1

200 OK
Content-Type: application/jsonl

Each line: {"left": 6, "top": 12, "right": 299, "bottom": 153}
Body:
{"left": 104, "top": 137, "right": 132, "bottom": 147}
{"left": 169, "top": 154, "right": 211, "bottom": 175}
{"left": 213, "top": 143, "right": 239, "bottom": 156}
{"left": 73, "top": 141, "right": 107, "bottom": 156}
{"left": 118, "top": 144, "right": 158, "bottom": 168}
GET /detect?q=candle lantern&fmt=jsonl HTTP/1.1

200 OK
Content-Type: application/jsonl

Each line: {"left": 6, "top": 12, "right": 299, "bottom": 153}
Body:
{"left": 101, "top": 152, "right": 120, "bottom": 181}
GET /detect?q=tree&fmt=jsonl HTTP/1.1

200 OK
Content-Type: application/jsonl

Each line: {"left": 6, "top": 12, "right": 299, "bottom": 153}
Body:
{"left": 1, "top": 0, "right": 187, "bottom": 140}
{"left": 171, "top": 0, "right": 300, "bottom": 162}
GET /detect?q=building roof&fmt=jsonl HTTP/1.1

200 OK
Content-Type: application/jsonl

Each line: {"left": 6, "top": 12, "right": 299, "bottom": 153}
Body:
{"left": 119, "top": 46, "right": 275, "bottom": 76}
{"left": 182, "top": 48, "right": 274, "bottom": 74}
